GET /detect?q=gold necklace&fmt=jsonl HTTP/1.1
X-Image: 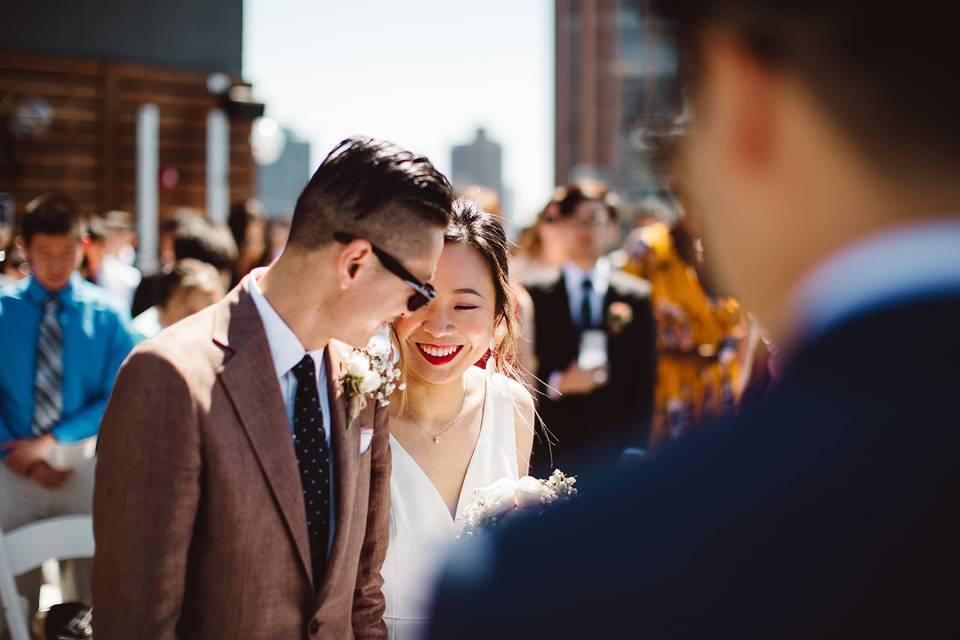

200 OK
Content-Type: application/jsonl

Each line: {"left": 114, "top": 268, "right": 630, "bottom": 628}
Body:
{"left": 407, "top": 388, "right": 468, "bottom": 445}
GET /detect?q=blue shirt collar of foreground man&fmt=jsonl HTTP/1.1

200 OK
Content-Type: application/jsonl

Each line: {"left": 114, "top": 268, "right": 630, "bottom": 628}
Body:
{"left": 789, "top": 217, "right": 960, "bottom": 353}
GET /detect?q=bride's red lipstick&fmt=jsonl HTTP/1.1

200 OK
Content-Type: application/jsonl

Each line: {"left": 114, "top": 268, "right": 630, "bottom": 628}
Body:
{"left": 416, "top": 343, "right": 463, "bottom": 366}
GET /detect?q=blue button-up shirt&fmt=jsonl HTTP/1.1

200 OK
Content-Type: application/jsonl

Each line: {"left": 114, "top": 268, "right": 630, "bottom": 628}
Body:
{"left": 0, "top": 273, "right": 134, "bottom": 451}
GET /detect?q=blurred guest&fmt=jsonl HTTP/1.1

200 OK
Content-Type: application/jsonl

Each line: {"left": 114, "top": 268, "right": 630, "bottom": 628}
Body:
{"left": 102, "top": 209, "right": 137, "bottom": 266}
{"left": 131, "top": 259, "right": 225, "bottom": 342}
{"left": 227, "top": 198, "right": 269, "bottom": 285}
{"left": 0, "top": 239, "right": 29, "bottom": 285}
{"left": 157, "top": 207, "right": 202, "bottom": 270}
{"left": 511, "top": 192, "right": 568, "bottom": 281}
{"left": 623, "top": 215, "right": 747, "bottom": 449}
{"left": 266, "top": 216, "right": 291, "bottom": 263}
{"left": 131, "top": 214, "right": 237, "bottom": 317}
{"left": 430, "top": 0, "right": 960, "bottom": 635}
{"left": 0, "top": 194, "right": 134, "bottom": 625}
{"left": 81, "top": 213, "right": 142, "bottom": 310}
{"left": 524, "top": 181, "right": 656, "bottom": 477}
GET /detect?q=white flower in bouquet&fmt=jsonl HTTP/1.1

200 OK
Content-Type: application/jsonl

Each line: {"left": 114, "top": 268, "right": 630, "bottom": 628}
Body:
{"left": 481, "top": 478, "right": 521, "bottom": 519}
{"left": 514, "top": 475, "right": 547, "bottom": 509}
{"left": 458, "top": 470, "right": 578, "bottom": 538}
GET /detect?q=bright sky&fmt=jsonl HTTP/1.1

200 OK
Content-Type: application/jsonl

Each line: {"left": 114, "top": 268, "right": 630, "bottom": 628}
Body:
{"left": 243, "top": 0, "right": 554, "bottom": 227}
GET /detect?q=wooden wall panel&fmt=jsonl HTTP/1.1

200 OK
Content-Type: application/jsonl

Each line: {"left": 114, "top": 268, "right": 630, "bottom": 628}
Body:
{"left": 0, "top": 49, "right": 257, "bottom": 230}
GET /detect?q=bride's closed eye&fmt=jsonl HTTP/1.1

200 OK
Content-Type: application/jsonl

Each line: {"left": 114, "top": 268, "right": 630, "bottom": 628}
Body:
{"left": 454, "top": 304, "right": 479, "bottom": 311}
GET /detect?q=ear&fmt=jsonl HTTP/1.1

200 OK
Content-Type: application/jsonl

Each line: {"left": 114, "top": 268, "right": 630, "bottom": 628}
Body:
{"left": 335, "top": 237, "right": 374, "bottom": 290}
{"left": 699, "top": 30, "right": 778, "bottom": 175}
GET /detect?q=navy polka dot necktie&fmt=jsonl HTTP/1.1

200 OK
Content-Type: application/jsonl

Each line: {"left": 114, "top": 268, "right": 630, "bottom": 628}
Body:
{"left": 291, "top": 354, "right": 332, "bottom": 586}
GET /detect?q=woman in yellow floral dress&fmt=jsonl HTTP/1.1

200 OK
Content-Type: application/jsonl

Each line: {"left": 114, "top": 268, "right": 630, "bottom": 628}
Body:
{"left": 623, "top": 216, "right": 747, "bottom": 450}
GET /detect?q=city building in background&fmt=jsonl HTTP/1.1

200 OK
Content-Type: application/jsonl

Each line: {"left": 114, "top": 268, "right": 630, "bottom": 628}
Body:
{"left": 256, "top": 127, "right": 310, "bottom": 219}
{"left": 451, "top": 127, "right": 512, "bottom": 226}
{"left": 0, "top": 0, "right": 262, "bottom": 269}
{"left": 555, "top": 0, "right": 679, "bottom": 210}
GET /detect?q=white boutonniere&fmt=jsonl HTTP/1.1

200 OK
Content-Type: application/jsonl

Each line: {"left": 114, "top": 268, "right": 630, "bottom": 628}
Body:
{"left": 341, "top": 333, "right": 404, "bottom": 429}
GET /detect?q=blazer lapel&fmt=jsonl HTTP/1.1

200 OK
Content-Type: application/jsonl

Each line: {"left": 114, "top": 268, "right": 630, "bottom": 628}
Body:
{"left": 553, "top": 272, "right": 580, "bottom": 345}
{"left": 316, "top": 341, "right": 361, "bottom": 601}
{"left": 214, "top": 285, "right": 314, "bottom": 587}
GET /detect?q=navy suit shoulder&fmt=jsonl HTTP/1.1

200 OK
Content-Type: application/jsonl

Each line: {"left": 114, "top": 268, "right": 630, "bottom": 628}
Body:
{"left": 430, "top": 294, "right": 960, "bottom": 638}
{"left": 521, "top": 270, "right": 563, "bottom": 298}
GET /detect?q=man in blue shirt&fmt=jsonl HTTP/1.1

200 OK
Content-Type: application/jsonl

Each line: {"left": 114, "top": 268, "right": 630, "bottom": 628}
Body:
{"left": 0, "top": 193, "right": 134, "bottom": 621}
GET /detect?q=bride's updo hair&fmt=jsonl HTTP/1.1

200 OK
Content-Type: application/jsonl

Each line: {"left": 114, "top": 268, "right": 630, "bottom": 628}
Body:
{"left": 444, "top": 196, "right": 522, "bottom": 379}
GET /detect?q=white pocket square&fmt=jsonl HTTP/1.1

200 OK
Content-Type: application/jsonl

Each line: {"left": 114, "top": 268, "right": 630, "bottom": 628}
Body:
{"left": 359, "top": 427, "right": 375, "bottom": 454}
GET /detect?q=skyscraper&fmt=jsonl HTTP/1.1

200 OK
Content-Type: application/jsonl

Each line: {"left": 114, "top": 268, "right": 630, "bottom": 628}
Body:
{"left": 555, "top": 0, "right": 680, "bottom": 201}
{"left": 451, "top": 128, "right": 508, "bottom": 220}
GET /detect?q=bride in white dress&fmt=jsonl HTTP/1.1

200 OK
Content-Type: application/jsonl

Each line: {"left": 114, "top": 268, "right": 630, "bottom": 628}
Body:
{"left": 380, "top": 197, "right": 535, "bottom": 639}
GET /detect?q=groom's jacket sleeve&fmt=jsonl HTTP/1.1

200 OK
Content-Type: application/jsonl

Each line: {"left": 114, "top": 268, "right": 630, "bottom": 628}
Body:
{"left": 92, "top": 344, "right": 201, "bottom": 640}
{"left": 352, "top": 406, "right": 391, "bottom": 639}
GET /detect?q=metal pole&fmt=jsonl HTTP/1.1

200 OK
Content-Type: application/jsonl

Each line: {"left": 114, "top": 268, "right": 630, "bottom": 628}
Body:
{"left": 206, "top": 109, "right": 229, "bottom": 224}
{"left": 136, "top": 103, "right": 159, "bottom": 273}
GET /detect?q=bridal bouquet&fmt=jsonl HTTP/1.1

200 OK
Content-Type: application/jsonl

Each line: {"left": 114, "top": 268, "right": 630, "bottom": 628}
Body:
{"left": 458, "top": 470, "right": 578, "bottom": 538}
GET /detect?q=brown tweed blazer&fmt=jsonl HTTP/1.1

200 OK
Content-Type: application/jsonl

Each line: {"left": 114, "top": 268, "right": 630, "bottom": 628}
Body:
{"left": 92, "top": 279, "right": 390, "bottom": 639}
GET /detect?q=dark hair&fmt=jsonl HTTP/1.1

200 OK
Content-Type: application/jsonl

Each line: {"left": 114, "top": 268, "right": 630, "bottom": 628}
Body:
{"left": 653, "top": 1, "right": 960, "bottom": 171}
{"left": 288, "top": 136, "right": 452, "bottom": 252}
{"left": 556, "top": 180, "right": 619, "bottom": 223}
{"left": 173, "top": 216, "right": 238, "bottom": 272}
{"left": 21, "top": 194, "right": 84, "bottom": 245}
{"left": 444, "top": 197, "right": 520, "bottom": 378}
{"left": 157, "top": 259, "right": 221, "bottom": 309}
{"left": 227, "top": 199, "right": 266, "bottom": 253}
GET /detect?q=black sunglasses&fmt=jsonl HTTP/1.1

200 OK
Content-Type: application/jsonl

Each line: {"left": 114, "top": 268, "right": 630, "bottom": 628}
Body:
{"left": 333, "top": 231, "right": 436, "bottom": 312}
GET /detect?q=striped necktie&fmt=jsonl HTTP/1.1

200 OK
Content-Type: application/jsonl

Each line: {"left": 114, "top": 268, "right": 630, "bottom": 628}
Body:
{"left": 32, "top": 294, "right": 63, "bottom": 435}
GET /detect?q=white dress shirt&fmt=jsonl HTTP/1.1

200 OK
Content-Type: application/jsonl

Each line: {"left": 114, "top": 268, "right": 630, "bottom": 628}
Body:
{"left": 248, "top": 267, "right": 335, "bottom": 547}
{"left": 546, "top": 258, "right": 613, "bottom": 399}
{"left": 789, "top": 219, "right": 960, "bottom": 347}
{"left": 562, "top": 257, "right": 611, "bottom": 328}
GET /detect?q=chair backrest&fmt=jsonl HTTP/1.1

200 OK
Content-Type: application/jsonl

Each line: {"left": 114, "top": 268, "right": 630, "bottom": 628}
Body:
{"left": 0, "top": 515, "right": 94, "bottom": 640}
{"left": 1, "top": 516, "right": 94, "bottom": 577}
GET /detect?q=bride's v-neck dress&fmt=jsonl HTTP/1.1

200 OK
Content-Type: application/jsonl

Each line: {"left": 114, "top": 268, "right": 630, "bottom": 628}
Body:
{"left": 382, "top": 368, "right": 519, "bottom": 639}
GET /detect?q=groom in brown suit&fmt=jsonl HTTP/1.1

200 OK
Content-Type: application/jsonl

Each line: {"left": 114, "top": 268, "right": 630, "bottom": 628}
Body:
{"left": 93, "top": 137, "right": 452, "bottom": 639}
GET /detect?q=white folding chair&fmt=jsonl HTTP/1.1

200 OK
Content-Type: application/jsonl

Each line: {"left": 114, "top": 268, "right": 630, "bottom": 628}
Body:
{"left": 0, "top": 515, "right": 94, "bottom": 640}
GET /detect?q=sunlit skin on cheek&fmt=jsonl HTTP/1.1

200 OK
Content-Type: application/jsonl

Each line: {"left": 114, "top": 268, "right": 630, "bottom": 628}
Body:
{"left": 342, "top": 235, "right": 443, "bottom": 348}
{"left": 394, "top": 243, "right": 497, "bottom": 387}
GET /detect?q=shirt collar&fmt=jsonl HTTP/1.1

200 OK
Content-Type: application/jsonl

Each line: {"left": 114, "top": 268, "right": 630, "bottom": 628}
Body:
{"left": 247, "top": 267, "right": 325, "bottom": 379}
{"left": 563, "top": 257, "right": 611, "bottom": 295}
{"left": 24, "top": 272, "right": 82, "bottom": 307}
{"left": 789, "top": 219, "right": 960, "bottom": 345}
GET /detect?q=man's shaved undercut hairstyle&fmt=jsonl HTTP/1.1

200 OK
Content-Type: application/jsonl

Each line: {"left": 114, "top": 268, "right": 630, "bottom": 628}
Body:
{"left": 287, "top": 136, "right": 453, "bottom": 254}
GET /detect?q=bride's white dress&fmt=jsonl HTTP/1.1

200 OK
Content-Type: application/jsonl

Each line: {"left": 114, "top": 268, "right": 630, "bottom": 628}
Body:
{"left": 382, "top": 367, "right": 519, "bottom": 639}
